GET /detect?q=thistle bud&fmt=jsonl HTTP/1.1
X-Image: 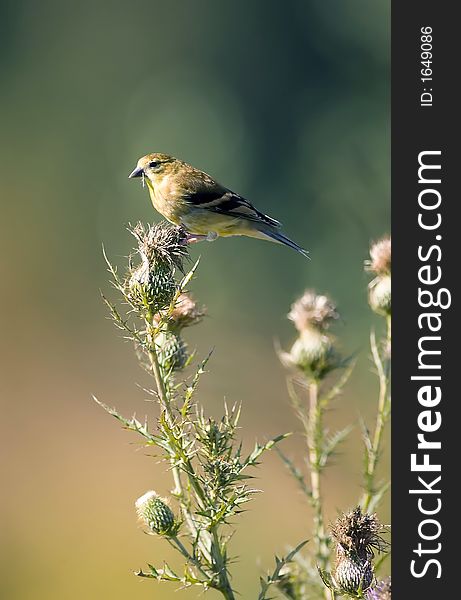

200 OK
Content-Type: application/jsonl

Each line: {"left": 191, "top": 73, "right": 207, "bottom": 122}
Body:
{"left": 126, "top": 222, "right": 188, "bottom": 314}
{"left": 135, "top": 491, "right": 178, "bottom": 536}
{"left": 281, "top": 291, "right": 340, "bottom": 380}
{"left": 368, "top": 275, "right": 391, "bottom": 316}
{"left": 287, "top": 331, "right": 335, "bottom": 378}
{"left": 333, "top": 546, "right": 373, "bottom": 596}
{"left": 330, "top": 507, "right": 388, "bottom": 597}
{"left": 128, "top": 262, "right": 177, "bottom": 313}
{"left": 131, "top": 222, "right": 188, "bottom": 272}
{"left": 367, "top": 238, "right": 391, "bottom": 276}
{"left": 366, "top": 237, "right": 391, "bottom": 317}
{"left": 156, "top": 330, "right": 188, "bottom": 372}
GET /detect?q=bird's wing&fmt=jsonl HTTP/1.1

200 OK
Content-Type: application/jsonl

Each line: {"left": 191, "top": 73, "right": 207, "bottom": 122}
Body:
{"left": 183, "top": 180, "right": 281, "bottom": 228}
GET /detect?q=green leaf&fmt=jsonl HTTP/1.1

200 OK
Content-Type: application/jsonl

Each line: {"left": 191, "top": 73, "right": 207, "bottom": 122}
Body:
{"left": 258, "top": 540, "right": 308, "bottom": 600}
{"left": 367, "top": 481, "right": 391, "bottom": 512}
{"left": 244, "top": 433, "right": 291, "bottom": 469}
{"left": 317, "top": 566, "right": 334, "bottom": 590}
{"left": 320, "top": 359, "right": 356, "bottom": 407}
{"left": 319, "top": 425, "right": 354, "bottom": 468}
{"left": 93, "top": 396, "right": 167, "bottom": 448}
{"left": 179, "top": 258, "right": 200, "bottom": 290}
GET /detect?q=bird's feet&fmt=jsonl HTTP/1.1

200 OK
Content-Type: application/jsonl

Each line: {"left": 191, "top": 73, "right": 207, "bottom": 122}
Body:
{"left": 185, "top": 231, "right": 218, "bottom": 244}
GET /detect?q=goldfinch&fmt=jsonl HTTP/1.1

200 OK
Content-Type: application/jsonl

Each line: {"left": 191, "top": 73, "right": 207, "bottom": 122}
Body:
{"left": 129, "top": 153, "right": 308, "bottom": 258}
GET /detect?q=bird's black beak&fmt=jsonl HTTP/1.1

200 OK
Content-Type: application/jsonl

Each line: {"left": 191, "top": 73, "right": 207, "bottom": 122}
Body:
{"left": 129, "top": 166, "right": 144, "bottom": 178}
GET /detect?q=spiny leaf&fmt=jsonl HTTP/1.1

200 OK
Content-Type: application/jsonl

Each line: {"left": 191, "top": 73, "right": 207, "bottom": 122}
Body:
{"left": 179, "top": 258, "right": 200, "bottom": 290}
{"left": 317, "top": 566, "right": 334, "bottom": 590}
{"left": 93, "top": 396, "right": 168, "bottom": 447}
{"left": 320, "top": 359, "right": 356, "bottom": 408}
{"left": 359, "top": 417, "right": 372, "bottom": 453}
{"left": 258, "top": 540, "right": 308, "bottom": 600}
{"left": 244, "top": 433, "right": 291, "bottom": 468}
{"left": 135, "top": 562, "right": 182, "bottom": 582}
{"left": 319, "top": 425, "right": 354, "bottom": 468}
{"left": 181, "top": 350, "right": 213, "bottom": 416}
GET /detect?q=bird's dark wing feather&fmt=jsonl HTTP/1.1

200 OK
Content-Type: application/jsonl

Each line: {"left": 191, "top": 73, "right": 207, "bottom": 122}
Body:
{"left": 183, "top": 185, "right": 281, "bottom": 228}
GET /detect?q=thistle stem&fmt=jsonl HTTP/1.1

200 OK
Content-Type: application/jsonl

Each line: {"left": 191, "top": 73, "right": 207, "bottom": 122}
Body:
{"left": 211, "top": 528, "right": 235, "bottom": 600}
{"left": 170, "top": 536, "right": 210, "bottom": 581}
{"left": 146, "top": 315, "right": 212, "bottom": 563}
{"left": 307, "top": 380, "right": 332, "bottom": 600}
{"left": 361, "top": 316, "right": 391, "bottom": 511}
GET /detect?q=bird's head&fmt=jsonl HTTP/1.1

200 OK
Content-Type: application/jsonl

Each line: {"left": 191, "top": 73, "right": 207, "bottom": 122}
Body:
{"left": 129, "top": 153, "right": 177, "bottom": 187}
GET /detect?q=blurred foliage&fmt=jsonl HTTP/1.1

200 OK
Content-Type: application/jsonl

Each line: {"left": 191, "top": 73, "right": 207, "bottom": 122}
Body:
{"left": 0, "top": 1, "right": 389, "bottom": 599}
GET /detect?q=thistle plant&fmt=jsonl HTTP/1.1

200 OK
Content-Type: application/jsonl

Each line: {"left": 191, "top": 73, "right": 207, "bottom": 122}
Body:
{"left": 320, "top": 508, "right": 389, "bottom": 598}
{"left": 277, "top": 291, "right": 353, "bottom": 598}
{"left": 275, "top": 237, "right": 392, "bottom": 599}
{"left": 361, "top": 237, "right": 391, "bottom": 512}
{"left": 96, "top": 221, "right": 304, "bottom": 599}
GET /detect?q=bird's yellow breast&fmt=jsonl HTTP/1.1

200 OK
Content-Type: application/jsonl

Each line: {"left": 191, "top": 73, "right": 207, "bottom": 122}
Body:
{"left": 146, "top": 177, "right": 186, "bottom": 225}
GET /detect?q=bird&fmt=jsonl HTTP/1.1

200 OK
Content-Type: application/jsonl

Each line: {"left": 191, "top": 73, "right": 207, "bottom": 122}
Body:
{"left": 129, "top": 153, "right": 309, "bottom": 258}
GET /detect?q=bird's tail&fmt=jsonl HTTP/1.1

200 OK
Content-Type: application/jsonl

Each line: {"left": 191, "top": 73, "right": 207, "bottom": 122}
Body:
{"left": 256, "top": 227, "right": 310, "bottom": 259}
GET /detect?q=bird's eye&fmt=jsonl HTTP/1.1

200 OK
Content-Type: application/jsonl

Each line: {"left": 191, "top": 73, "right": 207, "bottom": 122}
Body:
{"left": 149, "top": 160, "right": 159, "bottom": 168}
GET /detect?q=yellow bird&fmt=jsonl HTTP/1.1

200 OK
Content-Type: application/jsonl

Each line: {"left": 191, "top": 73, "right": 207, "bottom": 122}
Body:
{"left": 129, "top": 153, "right": 308, "bottom": 258}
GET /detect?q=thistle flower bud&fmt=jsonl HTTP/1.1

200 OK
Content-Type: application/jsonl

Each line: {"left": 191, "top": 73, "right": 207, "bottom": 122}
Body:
{"left": 281, "top": 291, "right": 340, "bottom": 380}
{"left": 156, "top": 330, "right": 188, "bottom": 372}
{"left": 285, "top": 331, "right": 337, "bottom": 379}
{"left": 333, "top": 545, "right": 373, "bottom": 596}
{"left": 128, "top": 262, "right": 177, "bottom": 313}
{"left": 330, "top": 507, "right": 388, "bottom": 597}
{"left": 366, "top": 238, "right": 391, "bottom": 276}
{"left": 135, "top": 491, "right": 178, "bottom": 536}
{"left": 366, "top": 578, "right": 391, "bottom": 600}
{"left": 331, "top": 507, "right": 388, "bottom": 556}
{"left": 366, "top": 237, "right": 391, "bottom": 317}
{"left": 126, "top": 222, "right": 188, "bottom": 314}
{"left": 131, "top": 222, "right": 188, "bottom": 272}
{"left": 368, "top": 275, "right": 391, "bottom": 316}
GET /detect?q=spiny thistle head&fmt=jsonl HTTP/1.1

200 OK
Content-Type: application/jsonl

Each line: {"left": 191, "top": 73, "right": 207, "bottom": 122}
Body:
{"left": 126, "top": 222, "right": 188, "bottom": 313}
{"left": 327, "top": 508, "right": 388, "bottom": 597}
{"left": 130, "top": 222, "right": 188, "bottom": 271}
{"left": 156, "top": 330, "right": 188, "bottom": 372}
{"left": 281, "top": 290, "right": 340, "bottom": 380}
{"left": 288, "top": 291, "right": 338, "bottom": 333}
{"left": 366, "top": 237, "right": 391, "bottom": 276}
{"left": 135, "top": 491, "right": 178, "bottom": 536}
{"left": 331, "top": 507, "right": 388, "bottom": 556}
{"left": 333, "top": 545, "right": 374, "bottom": 596}
{"left": 366, "top": 237, "right": 391, "bottom": 316}
{"left": 285, "top": 331, "right": 337, "bottom": 378}
{"left": 128, "top": 262, "right": 177, "bottom": 313}
{"left": 369, "top": 275, "right": 391, "bottom": 317}
{"left": 366, "top": 577, "right": 391, "bottom": 600}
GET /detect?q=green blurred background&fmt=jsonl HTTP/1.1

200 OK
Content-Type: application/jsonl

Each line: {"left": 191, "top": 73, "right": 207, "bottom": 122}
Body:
{"left": 0, "top": 1, "right": 389, "bottom": 598}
